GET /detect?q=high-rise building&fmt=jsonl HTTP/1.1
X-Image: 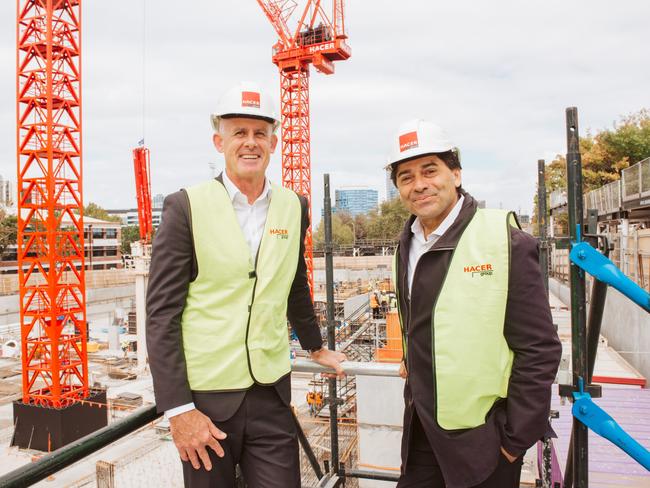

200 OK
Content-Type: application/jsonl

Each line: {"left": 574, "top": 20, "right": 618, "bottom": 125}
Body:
{"left": 106, "top": 208, "right": 163, "bottom": 228}
{"left": 152, "top": 193, "right": 164, "bottom": 209}
{"left": 334, "top": 187, "right": 378, "bottom": 216}
{"left": 385, "top": 169, "right": 399, "bottom": 201}
{"left": 0, "top": 175, "right": 16, "bottom": 208}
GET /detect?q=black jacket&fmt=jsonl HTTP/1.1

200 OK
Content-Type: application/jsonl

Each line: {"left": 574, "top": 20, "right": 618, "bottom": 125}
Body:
{"left": 396, "top": 191, "right": 562, "bottom": 487}
{"left": 146, "top": 176, "right": 323, "bottom": 417}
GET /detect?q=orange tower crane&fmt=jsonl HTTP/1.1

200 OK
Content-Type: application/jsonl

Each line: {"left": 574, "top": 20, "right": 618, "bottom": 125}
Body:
{"left": 15, "top": 0, "right": 107, "bottom": 452}
{"left": 16, "top": 0, "right": 88, "bottom": 408}
{"left": 132, "top": 146, "right": 153, "bottom": 244}
{"left": 256, "top": 0, "right": 351, "bottom": 290}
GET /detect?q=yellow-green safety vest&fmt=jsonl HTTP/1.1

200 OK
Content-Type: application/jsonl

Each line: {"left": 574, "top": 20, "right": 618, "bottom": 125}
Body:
{"left": 181, "top": 179, "right": 302, "bottom": 391}
{"left": 394, "top": 208, "right": 517, "bottom": 430}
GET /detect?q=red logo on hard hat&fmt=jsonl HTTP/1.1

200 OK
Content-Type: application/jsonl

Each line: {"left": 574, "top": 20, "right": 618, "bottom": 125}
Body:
{"left": 399, "top": 131, "right": 418, "bottom": 152}
{"left": 242, "top": 91, "right": 260, "bottom": 108}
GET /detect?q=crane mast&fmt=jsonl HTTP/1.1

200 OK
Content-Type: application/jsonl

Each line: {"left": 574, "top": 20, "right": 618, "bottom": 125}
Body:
{"left": 132, "top": 146, "right": 153, "bottom": 244}
{"left": 256, "top": 0, "right": 350, "bottom": 292}
{"left": 16, "top": 0, "right": 88, "bottom": 409}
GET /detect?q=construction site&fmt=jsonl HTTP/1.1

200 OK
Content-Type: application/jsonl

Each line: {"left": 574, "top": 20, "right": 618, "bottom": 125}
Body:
{"left": 0, "top": 1, "right": 649, "bottom": 487}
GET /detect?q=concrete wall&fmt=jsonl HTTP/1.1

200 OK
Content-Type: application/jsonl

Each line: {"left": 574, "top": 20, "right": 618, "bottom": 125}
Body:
{"left": 313, "top": 256, "right": 393, "bottom": 284}
{"left": 599, "top": 286, "right": 650, "bottom": 382}
{"left": 549, "top": 277, "right": 650, "bottom": 382}
{"left": 356, "top": 375, "right": 404, "bottom": 487}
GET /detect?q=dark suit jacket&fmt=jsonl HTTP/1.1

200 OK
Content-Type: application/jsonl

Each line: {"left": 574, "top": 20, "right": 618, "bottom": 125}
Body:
{"left": 146, "top": 175, "right": 323, "bottom": 419}
{"left": 396, "top": 190, "right": 562, "bottom": 488}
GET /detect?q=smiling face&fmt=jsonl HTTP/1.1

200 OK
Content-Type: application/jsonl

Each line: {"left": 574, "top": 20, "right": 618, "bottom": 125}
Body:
{"left": 212, "top": 117, "right": 278, "bottom": 183}
{"left": 395, "top": 154, "right": 461, "bottom": 233}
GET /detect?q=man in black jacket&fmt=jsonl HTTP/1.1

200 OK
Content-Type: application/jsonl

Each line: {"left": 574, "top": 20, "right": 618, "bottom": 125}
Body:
{"left": 388, "top": 119, "right": 561, "bottom": 488}
{"left": 146, "top": 81, "right": 345, "bottom": 488}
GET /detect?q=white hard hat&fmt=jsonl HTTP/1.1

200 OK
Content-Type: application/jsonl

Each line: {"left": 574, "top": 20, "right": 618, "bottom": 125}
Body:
{"left": 211, "top": 81, "right": 279, "bottom": 131}
{"left": 386, "top": 119, "right": 456, "bottom": 169}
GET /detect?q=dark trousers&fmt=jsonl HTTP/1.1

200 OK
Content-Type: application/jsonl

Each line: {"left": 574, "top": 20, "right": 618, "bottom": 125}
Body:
{"left": 182, "top": 384, "right": 300, "bottom": 488}
{"left": 397, "top": 412, "right": 523, "bottom": 488}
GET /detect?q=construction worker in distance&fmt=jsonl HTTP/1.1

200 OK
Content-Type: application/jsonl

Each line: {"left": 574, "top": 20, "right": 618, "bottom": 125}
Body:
{"left": 387, "top": 119, "right": 562, "bottom": 488}
{"left": 146, "top": 81, "right": 346, "bottom": 488}
{"left": 370, "top": 290, "right": 380, "bottom": 319}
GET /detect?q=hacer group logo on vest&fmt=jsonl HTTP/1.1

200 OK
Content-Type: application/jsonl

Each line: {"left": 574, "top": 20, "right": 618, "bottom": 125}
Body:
{"left": 269, "top": 228, "right": 289, "bottom": 240}
{"left": 241, "top": 91, "right": 260, "bottom": 108}
{"left": 463, "top": 263, "right": 494, "bottom": 277}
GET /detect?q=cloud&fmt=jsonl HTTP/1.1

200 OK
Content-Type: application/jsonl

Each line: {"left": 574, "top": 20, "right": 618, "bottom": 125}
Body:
{"left": 1, "top": 0, "right": 649, "bottom": 218}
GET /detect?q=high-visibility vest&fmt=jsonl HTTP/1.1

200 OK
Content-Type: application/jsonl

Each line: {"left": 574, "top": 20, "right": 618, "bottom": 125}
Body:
{"left": 394, "top": 209, "right": 517, "bottom": 429}
{"left": 181, "top": 179, "right": 302, "bottom": 391}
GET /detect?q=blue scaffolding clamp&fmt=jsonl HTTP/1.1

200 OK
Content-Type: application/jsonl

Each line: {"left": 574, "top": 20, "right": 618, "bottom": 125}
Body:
{"left": 569, "top": 225, "right": 650, "bottom": 312}
{"left": 572, "top": 378, "right": 650, "bottom": 471}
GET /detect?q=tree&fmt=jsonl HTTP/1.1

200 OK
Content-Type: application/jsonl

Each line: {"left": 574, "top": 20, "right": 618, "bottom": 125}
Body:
{"left": 313, "top": 213, "right": 354, "bottom": 248}
{"left": 366, "top": 198, "right": 411, "bottom": 240}
{"left": 533, "top": 109, "right": 650, "bottom": 227}
{"left": 84, "top": 202, "right": 121, "bottom": 223}
{"left": 0, "top": 214, "right": 18, "bottom": 257}
{"left": 121, "top": 226, "right": 141, "bottom": 255}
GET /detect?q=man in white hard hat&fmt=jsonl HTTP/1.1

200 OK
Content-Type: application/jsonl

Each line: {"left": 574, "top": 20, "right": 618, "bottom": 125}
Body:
{"left": 388, "top": 119, "right": 561, "bottom": 487}
{"left": 146, "top": 81, "right": 346, "bottom": 488}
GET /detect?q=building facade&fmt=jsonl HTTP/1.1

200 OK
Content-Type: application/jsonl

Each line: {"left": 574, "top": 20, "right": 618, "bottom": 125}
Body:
{"left": 0, "top": 175, "right": 16, "bottom": 209}
{"left": 335, "top": 188, "right": 379, "bottom": 216}
{"left": 385, "top": 170, "right": 399, "bottom": 201}
{"left": 1, "top": 216, "right": 122, "bottom": 273}
{"left": 107, "top": 208, "right": 163, "bottom": 228}
{"left": 152, "top": 194, "right": 164, "bottom": 209}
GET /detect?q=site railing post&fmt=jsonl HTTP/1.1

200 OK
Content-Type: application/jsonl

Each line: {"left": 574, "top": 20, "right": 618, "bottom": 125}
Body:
{"left": 565, "top": 107, "right": 589, "bottom": 488}
{"left": 323, "top": 174, "right": 340, "bottom": 477}
{"left": 538, "top": 159, "right": 549, "bottom": 294}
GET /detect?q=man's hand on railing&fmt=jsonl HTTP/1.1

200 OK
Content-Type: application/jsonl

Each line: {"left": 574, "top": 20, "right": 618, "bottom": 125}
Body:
{"left": 169, "top": 409, "right": 227, "bottom": 471}
{"left": 399, "top": 360, "right": 407, "bottom": 379}
{"left": 309, "top": 347, "right": 347, "bottom": 378}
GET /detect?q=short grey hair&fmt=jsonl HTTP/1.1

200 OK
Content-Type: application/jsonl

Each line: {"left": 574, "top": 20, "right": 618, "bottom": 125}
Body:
{"left": 210, "top": 115, "right": 279, "bottom": 135}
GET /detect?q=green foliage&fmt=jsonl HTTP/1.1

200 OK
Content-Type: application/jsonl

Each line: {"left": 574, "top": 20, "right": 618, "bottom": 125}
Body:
{"left": 0, "top": 214, "right": 18, "bottom": 256}
{"left": 533, "top": 109, "right": 650, "bottom": 226}
{"left": 84, "top": 202, "right": 121, "bottom": 223}
{"left": 314, "top": 213, "right": 355, "bottom": 247}
{"left": 315, "top": 197, "right": 411, "bottom": 247}
{"left": 365, "top": 198, "right": 411, "bottom": 240}
{"left": 121, "top": 226, "right": 141, "bottom": 254}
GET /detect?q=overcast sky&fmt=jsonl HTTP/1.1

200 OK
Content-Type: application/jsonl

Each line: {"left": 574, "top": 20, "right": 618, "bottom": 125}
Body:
{"left": 1, "top": 1, "right": 649, "bottom": 223}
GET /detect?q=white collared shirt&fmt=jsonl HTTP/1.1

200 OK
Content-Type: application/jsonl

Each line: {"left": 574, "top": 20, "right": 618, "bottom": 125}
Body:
{"left": 165, "top": 172, "right": 272, "bottom": 420}
{"left": 221, "top": 171, "right": 272, "bottom": 261}
{"left": 407, "top": 196, "right": 464, "bottom": 296}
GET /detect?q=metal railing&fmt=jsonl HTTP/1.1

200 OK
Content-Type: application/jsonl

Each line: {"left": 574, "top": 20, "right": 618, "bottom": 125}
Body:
{"left": 0, "top": 360, "right": 400, "bottom": 488}
{"left": 584, "top": 180, "right": 621, "bottom": 216}
{"left": 621, "top": 157, "right": 650, "bottom": 202}
{"left": 550, "top": 157, "right": 650, "bottom": 214}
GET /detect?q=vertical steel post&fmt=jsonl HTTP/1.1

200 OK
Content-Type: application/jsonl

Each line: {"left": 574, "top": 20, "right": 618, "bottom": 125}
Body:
{"left": 565, "top": 107, "right": 589, "bottom": 488}
{"left": 538, "top": 159, "right": 549, "bottom": 294}
{"left": 323, "top": 174, "right": 339, "bottom": 475}
{"left": 585, "top": 210, "right": 608, "bottom": 383}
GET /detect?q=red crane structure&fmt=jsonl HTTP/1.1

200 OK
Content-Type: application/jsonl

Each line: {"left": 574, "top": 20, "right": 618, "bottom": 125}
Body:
{"left": 255, "top": 0, "right": 351, "bottom": 290}
{"left": 132, "top": 146, "right": 153, "bottom": 244}
{"left": 15, "top": 0, "right": 106, "bottom": 451}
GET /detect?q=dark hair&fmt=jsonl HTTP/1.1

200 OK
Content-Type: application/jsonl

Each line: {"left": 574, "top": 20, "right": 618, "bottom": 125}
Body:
{"left": 390, "top": 150, "right": 461, "bottom": 186}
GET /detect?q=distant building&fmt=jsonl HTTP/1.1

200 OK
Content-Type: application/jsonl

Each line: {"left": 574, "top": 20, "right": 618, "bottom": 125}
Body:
{"left": 1, "top": 216, "right": 121, "bottom": 273}
{"left": 0, "top": 175, "right": 16, "bottom": 208}
{"left": 477, "top": 200, "right": 486, "bottom": 209}
{"left": 152, "top": 193, "right": 165, "bottom": 209}
{"left": 334, "top": 188, "right": 378, "bottom": 216}
{"left": 106, "top": 208, "right": 163, "bottom": 228}
{"left": 385, "top": 170, "right": 399, "bottom": 201}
